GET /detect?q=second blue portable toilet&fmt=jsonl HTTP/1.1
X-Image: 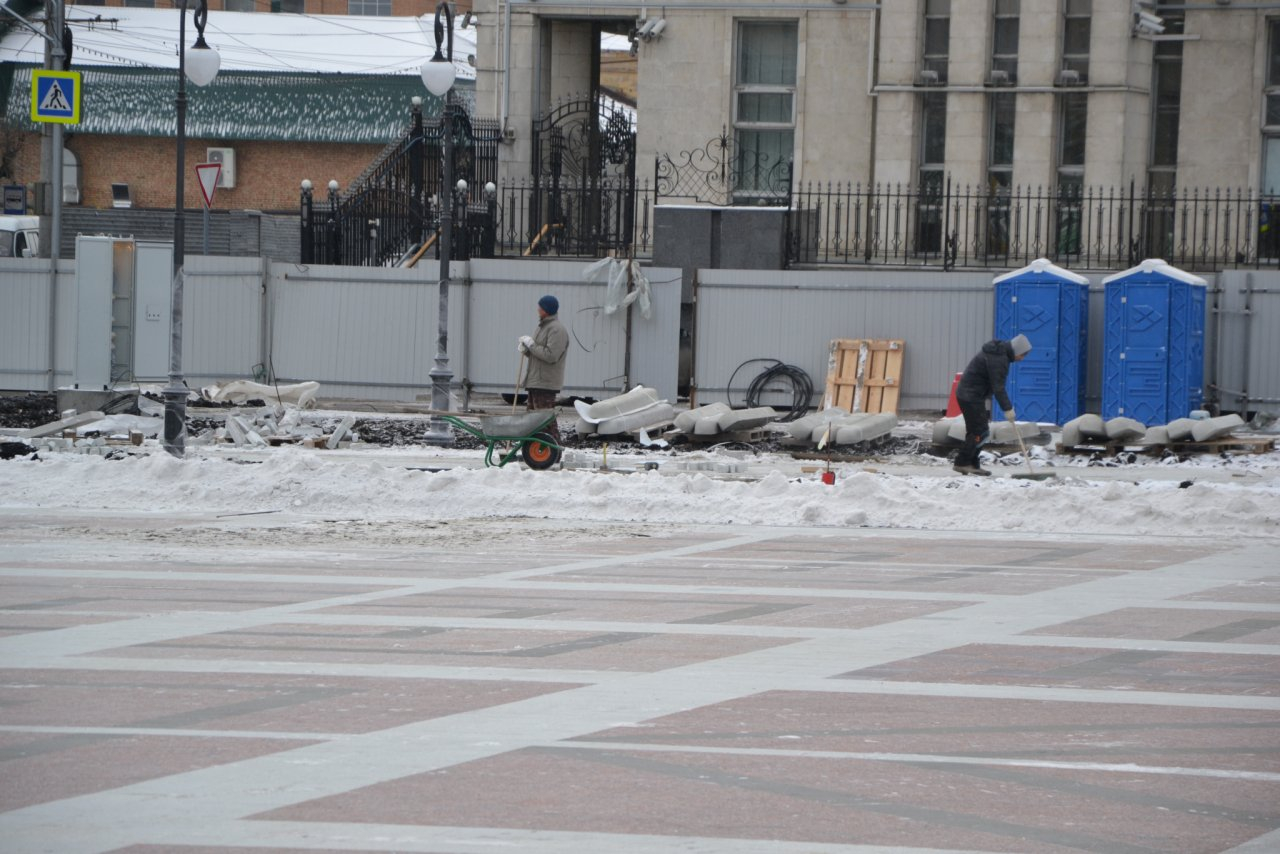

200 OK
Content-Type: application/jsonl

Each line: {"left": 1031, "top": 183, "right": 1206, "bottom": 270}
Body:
{"left": 1101, "top": 259, "right": 1207, "bottom": 425}
{"left": 993, "top": 258, "right": 1090, "bottom": 425}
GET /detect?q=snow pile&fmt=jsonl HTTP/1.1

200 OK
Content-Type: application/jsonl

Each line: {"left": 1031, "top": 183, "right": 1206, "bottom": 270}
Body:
{"left": 1, "top": 448, "right": 1277, "bottom": 539}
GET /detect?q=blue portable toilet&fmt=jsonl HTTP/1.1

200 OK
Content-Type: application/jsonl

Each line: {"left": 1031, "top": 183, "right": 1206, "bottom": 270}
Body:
{"left": 1101, "top": 259, "right": 1207, "bottom": 425}
{"left": 992, "top": 258, "right": 1090, "bottom": 425}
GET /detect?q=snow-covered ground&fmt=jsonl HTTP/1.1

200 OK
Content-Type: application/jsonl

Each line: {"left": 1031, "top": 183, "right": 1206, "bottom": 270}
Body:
{"left": 3, "top": 406, "right": 1278, "bottom": 542}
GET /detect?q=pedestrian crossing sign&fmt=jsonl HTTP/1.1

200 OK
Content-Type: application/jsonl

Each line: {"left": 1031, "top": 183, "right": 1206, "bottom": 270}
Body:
{"left": 31, "top": 70, "right": 81, "bottom": 124}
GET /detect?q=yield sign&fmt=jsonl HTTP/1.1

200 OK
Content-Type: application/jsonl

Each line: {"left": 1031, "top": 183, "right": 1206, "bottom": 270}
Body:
{"left": 195, "top": 162, "right": 222, "bottom": 208}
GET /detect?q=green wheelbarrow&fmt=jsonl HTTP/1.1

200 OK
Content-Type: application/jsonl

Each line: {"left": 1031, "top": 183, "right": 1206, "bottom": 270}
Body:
{"left": 437, "top": 410, "right": 563, "bottom": 470}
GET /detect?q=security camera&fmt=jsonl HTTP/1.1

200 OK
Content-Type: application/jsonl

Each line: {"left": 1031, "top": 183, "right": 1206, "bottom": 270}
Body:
{"left": 1134, "top": 11, "right": 1165, "bottom": 34}
{"left": 637, "top": 18, "right": 657, "bottom": 38}
{"left": 648, "top": 18, "right": 666, "bottom": 38}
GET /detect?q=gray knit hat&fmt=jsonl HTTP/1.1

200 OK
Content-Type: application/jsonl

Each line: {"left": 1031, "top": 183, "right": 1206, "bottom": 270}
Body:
{"left": 1010, "top": 333, "right": 1032, "bottom": 357}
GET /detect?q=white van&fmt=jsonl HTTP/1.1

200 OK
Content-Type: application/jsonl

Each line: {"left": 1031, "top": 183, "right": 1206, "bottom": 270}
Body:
{"left": 0, "top": 215, "right": 40, "bottom": 258}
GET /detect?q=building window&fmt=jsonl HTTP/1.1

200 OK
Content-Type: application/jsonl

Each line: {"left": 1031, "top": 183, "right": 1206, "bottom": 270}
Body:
{"left": 922, "top": 0, "right": 950, "bottom": 84}
{"left": 987, "top": 94, "right": 1016, "bottom": 257}
{"left": 224, "top": 0, "right": 255, "bottom": 11}
{"left": 277, "top": 0, "right": 305, "bottom": 11}
{"left": 1056, "top": 0, "right": 1090, "bottom": 255}
{"left": 992, "top": 0, "right": 1019, "bottom": 85}
{"left": 122, "top": 0, "right": 155, "bottom": 7}
{"left": 733, "top": 20, "right": 796, "bottom": 200}
{"left": 348, "top": 0, "right": 390, "bottom": 15}
{"left": 917, "top": 0, "right": 949, "bottom": 253}
{"left": 1062, "top": 0, "right": 1091, "bottom": 84}
{"left": 986, "top": 1, "right": 1018, "bottom": 256}
{"left": 1262, "top": 20, "right": 1280, "bottom": 258}
{"left": 1146, "top": 12, "right": 1183, "bottom": 258}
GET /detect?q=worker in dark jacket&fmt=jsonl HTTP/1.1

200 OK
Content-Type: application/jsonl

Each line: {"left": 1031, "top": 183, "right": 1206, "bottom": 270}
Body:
{"left": 518, "top": 295, "right": 569, "bottom": 446}
{"left": 953, "top": 333, "right": 1031, "bottom": 476}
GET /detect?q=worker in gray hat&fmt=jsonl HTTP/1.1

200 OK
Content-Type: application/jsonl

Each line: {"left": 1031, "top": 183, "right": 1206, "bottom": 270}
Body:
{"left": 952, "top": 333, "right": 1032, "bottom": 476}
{"left": 518, "top": 294, "right": 569, "bottom": 446}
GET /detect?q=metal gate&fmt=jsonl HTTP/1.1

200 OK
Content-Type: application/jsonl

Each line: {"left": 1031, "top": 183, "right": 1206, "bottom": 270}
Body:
{"left": 528, "top": 96, "right": 637, "bottom": 257}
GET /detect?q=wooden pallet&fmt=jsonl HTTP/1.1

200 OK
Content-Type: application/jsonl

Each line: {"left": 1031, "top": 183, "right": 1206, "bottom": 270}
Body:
{"left": 1057, "top": 436, "right": 1275, "bottom": 456}
{"left": 821, "top": 338, "right": 904, "bottom": 415}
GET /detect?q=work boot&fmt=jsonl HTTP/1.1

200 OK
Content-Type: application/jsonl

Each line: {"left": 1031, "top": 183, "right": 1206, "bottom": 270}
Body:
{"left": 952, "top": 464, "right": 991, "bottom": 476}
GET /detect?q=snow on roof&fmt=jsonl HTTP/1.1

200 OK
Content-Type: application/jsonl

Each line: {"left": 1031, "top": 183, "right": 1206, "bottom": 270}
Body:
{"left": 1102, "top": 258, "right": 1209, "bottom": 287}
{"left": 992, "top": 257, "right": 1091, "bottom": 285}
{"left": 1, "top": 5, "right": 476, "bottom": 79}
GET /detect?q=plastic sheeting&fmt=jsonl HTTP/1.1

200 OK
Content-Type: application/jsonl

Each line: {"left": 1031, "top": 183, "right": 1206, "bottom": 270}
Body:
{"left": 583, "top": 257, "right": 653, "bottom": 320}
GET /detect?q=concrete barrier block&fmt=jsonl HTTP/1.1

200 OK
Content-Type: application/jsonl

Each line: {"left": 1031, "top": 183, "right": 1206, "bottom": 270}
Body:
{"left": 1105, "top": 417, "right": 1146, "bottom": 442}
{"left": 1143, "top": 425, "right": 1170, "bottom": 444}
{"left": 989, "top": 421, "right": 1040, "bottom": 443}
{"left": 933, "top": 418, "right": 960, "bottom": 444}
{"left": 834, "top": 414, "right": 897, "bottom": 444}
{"left": 812, "top": 412, "right": 870, "bottom": 444}
{"left": 596, "top": 402, "right": 676, "bottom": 435}
{"left": 1166, "top": 418, "right": 1197, "bottom": 440}
{"left": 786, "top": 408, "right": 848, "bottom": 441}
{"left": 576, "top": 387, "right": 660, "bottom": 423}
{"left": 674, "top": 402, "right": 730, "bottom": 434}
{"left": 1190, "top": 413, "right": 1245, "bottom": 442}
{"left": 1075, "top": 413, "right": 1107, "bottom": 439}
{"left": 718, "top": 406, "right": 778, "bottom": 432}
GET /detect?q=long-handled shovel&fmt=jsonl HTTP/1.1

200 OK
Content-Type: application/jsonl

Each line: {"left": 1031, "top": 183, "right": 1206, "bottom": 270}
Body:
{"left": 512, "top": 352, "right": 526, "bottom": 414}
{"left": 1011, "top": 423, "right": 1055, "bottom": 481}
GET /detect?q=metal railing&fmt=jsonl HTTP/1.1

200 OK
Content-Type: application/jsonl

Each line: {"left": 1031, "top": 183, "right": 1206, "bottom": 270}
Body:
{"left": 787, "top": 179, "right": 1280, "bottom": 271}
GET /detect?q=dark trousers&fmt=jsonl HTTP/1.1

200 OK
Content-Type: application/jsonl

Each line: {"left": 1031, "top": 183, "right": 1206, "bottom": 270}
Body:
{"left": 956, "top": 398, "right": 989, "bottom": 467}
{"left": 525, "top": 388, "right": 562, "bottom": 445}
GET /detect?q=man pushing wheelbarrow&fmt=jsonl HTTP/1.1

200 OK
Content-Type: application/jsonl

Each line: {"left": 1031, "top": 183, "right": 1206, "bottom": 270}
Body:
{"left": 516, "top": 294, "right": 569, "bottom": 451}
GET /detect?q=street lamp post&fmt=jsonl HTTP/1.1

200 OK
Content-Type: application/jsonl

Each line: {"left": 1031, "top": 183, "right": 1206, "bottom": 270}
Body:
{"left": 164, "top": 0, "right": 220, "bottom": 457}
{"left": 421, "top": 0, "right": 457, "bottom": 445}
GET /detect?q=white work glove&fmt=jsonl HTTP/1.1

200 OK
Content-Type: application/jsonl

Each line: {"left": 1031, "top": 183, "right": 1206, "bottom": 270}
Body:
{"left": 518, "top": 335, "right": 534, "bottom": 353}
{"left": 1005, "top": 408, "right": 1017, "bottom": 423}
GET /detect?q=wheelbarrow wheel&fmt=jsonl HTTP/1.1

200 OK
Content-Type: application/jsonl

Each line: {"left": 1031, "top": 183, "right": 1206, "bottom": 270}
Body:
{"left": 521, "top": 432, "right": 561, "bottom": 470}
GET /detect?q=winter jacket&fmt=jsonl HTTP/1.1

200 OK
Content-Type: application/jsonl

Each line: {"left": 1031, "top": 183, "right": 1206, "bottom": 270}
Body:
{"left": 955, "top": 338, "right": 1015, "bottom": 414}
{"left": 523, "top": 313, "right": 569, "bottom": 392}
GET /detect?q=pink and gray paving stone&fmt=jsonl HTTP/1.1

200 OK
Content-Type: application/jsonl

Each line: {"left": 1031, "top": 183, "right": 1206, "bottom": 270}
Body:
{"left": 0, "top": 512, "right": 1277, "bottom": 853}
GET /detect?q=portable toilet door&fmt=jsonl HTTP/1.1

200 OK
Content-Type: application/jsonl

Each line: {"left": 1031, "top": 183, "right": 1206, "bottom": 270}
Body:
{"left": 992, "top": 258, "right": 1090, "bottom": 424}
{"left": 1101, "top": 259, "right": 1207, "bottom": 425}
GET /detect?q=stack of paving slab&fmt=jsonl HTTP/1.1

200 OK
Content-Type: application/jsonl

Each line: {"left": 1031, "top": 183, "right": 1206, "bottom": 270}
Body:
{"left": 668, "top": 402, "right": 781, "bottom": 442}
{"left": 3, "top": 410, "right": 143, "bottom": 455}
{"left": 780, "top": 407, "right": 898, "bottom": 447}
{"left": 931, "top": 416, "right": 1043, "bottom": 448}
{"left": 573, "top": 386, "right": 676, "bottom": 438}
{"left": 1059, "top": 413, "right": 1250, "bottom": 449}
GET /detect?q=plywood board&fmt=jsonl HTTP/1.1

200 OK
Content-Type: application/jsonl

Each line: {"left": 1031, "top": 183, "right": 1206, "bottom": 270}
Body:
{"left": 822, "top": 339, "right": 904, "bottom": 414}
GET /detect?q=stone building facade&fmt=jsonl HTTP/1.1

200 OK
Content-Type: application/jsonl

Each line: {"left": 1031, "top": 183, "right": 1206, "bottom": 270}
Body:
{"left": 476, "top": 0, "right": 1279, "bottom": 198}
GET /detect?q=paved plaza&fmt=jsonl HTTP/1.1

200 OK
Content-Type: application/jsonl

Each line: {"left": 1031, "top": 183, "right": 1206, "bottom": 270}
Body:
{"left": 1, "top": 508, "right": 1278, "bottom": 853}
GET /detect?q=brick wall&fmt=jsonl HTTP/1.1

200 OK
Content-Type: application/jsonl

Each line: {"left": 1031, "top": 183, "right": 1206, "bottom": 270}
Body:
{"left": 8, "top": 132, "right": 384, "bottom": 214}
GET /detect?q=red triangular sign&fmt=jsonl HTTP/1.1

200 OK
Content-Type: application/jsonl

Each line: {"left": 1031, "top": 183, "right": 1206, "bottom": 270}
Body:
{"left": 195, "top": 162, "right": 221, "bottom": 208}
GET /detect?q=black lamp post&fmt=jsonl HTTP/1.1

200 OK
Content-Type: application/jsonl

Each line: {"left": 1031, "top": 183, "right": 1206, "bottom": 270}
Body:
{"left": 164, "top": 0, "right": 220, "bottom": 457}
{"left": 421, "top": 0, "right": 458, "bottom": 444}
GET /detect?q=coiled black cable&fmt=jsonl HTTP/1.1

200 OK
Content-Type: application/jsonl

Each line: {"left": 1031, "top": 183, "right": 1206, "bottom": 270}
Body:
{"left": 726, "top": 358, "right": 814, "bottom": 422}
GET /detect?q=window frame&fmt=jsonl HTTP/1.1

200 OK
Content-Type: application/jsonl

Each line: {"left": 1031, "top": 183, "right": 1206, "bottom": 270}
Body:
{"left": 731, "top": 19, "right": 798, "bottom": 201}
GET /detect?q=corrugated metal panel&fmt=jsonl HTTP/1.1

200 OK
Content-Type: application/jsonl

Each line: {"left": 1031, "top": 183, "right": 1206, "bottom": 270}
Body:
{"left": 1215, "top": 272, "right": 1280, "bottom": 411}
{"left": 695, "top": 269, "right": 996, "bottom": 411}
{"left": 467, "top": 260, "right": 679, "bottom": 402}
{"left": 182, "top": 257, "right": 266, "bottom": 385}
{"left": 267, "top": 264, "right": 441, "bottom": 401}
{"left": 0, "top": 259, "right": 53, "bottom": 390}
{"left": 6, "top": 257, "right": 1274, "bottom": 412}
{"left": 0, "top": 259, "right": 76, "bottom": 391}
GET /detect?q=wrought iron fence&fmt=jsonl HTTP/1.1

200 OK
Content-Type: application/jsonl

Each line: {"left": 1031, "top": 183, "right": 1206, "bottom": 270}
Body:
{"left": 301, "top": 103, "right": 502, "bottom": 267}
{"left": 788, "top": 179, "right": 1280, "bottom": 271}
{"left": 655, "top": 127, "right": 793, "bottom": 206}
{"left": 487, "top": 176, "right": 653, "bottom": 258}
